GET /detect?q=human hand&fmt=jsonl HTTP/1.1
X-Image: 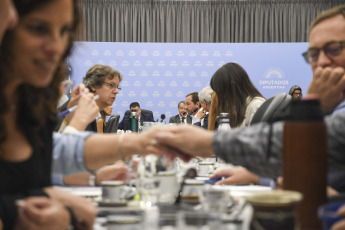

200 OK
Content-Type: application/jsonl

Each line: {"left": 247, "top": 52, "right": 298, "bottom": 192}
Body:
{"left": 152, "top": 125, "right": 214, "bottom": 160}
{"left": 67, "top": 83, "right": 88, "bottom": 108}
{"left": 332, "top": 219, "right": 345, "bottom": 230}
{"left": 210, "top": 167, "right": 259, "bottom": 185}
{"left": 95, "top": 161, "right": 128, "bottom": 185}
{"left": 45, "top": 187, "right": 97, "bottom": 229}
{"left": 307, "top": 66, "right": 345, "bottom": 113}
{"left": 331, "top": 205, "right": 345, "bottom": 230}
{"left": 15, "top": 197, "right": 70, "bottom": 230}
{"left": 68, "top": 90, "right": 99, "bottom": 130}
{"left": 195, "top": 108, "right": 206, "bottom": 119}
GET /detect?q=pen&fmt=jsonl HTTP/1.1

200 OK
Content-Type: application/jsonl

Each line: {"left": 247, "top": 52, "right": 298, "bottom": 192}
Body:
{"left": 57, "top": 95, "right": 100, "bottom": 118}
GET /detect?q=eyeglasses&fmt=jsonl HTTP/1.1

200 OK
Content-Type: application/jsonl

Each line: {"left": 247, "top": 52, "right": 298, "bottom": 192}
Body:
{"left": 302, "top": 40, "right": 345, "bottom": 64}
{"left": 103, "top": 81, "right": 121, "bottom": 91}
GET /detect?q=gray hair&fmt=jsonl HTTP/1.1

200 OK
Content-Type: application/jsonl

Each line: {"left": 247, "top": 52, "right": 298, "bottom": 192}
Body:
{"left": 198, "top": 86, "right": 213, "bottom": 105}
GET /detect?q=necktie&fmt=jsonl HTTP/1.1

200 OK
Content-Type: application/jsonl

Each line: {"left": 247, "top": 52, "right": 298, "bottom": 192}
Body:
{"left": 181, "top": 117, "right": 185, "bottom": 123}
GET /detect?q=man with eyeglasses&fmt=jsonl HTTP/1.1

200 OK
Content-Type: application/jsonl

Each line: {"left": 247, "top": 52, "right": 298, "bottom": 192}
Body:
{"left": 82, "top": 64, "right": 122, "bottom": 132}
{"left": 303, "top": 6, "right": 345, "bottom": 115}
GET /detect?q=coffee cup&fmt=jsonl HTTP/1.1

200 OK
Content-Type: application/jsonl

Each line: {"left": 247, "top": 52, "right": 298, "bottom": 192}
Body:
{"left": 101, "top": 180, "right": 125, "bottom": 202}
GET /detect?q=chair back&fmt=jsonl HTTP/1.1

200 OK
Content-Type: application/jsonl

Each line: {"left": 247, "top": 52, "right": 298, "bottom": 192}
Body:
{"left": 104, "top": 114, "right": 120, "bottom": 133}
{"left": 250, "top": 92, "right": 292, "bottom": 125}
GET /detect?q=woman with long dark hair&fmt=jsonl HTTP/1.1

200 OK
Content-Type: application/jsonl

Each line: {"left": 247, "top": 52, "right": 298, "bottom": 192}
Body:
{"left": 208, "top": 62, "right": 265, "bottom": 130}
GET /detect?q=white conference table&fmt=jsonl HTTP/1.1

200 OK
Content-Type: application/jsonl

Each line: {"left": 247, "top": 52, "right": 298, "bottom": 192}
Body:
{"left": 58, "top": 183, "right": 272, "bottom": 230}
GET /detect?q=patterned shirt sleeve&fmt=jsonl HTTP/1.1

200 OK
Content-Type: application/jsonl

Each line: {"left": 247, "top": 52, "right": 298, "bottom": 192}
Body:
{"left": 212, "top": 110, "right": 345, "bottom": 178}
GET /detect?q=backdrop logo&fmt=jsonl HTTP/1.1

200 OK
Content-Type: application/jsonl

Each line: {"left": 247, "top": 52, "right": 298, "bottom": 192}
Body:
{"left": 164, "top": 91, "right": 172, "bottom": 97}
{"left": 182, "top": 61, "right": 190, "bottom": 67}
{"left": 140, "top": 71, "right": 148, "bottom": 77}
{"left": 116, "top": 50, "right": 124, "bottom": 56}
{"left": 128, "top": 71, "right": 136, "bottom": 77}
{"left": 201, "top": 71, "right": 209, "bottom": 78}
{"left": 182, "top": 81, "right": 190, "bottom": 87}
{"left": 176, "top": 50, "right": 185, "bottom": 56}
{"left": 206, "top": 61, "right": 214, "bottom": 67}
{"left": 146, "top": 101, "right": 154, "bottom": 107}
{"left": 128, "top": 50, "right": 136, "bottom": 56}
{"left": 165, "top": 51, "right": 173, "bottom": 56}
{"left": 170, "top": 101, "right": 177, "bottom": 108}
{"left": 158, "top": 61, "right": 166, "bottom": 67}
{"left": 152, "top": 50, "right": 160, "bottom": 56}
{"left": 104, "top": 50, "right": 112, "bottom": 56}
{"left": 201, "top": 50, "right": 209, "bottom": 56}
{"left": 213, "top": 51, "right": 221, "bottom": 57}
{"left": 260, "top": 68, "right": 289, "bottom": 89}
{"left": 158, "top": 81, "right": 166, "bottom": 87}
{"left": 134, "top": 60, "right": 141, "bottom": 66}
{"left": 145, "top": 61, "right": 154, "bottom": 67}
{"left": 188, "top": 71, "right": 196, "bottom": 77}
{"left": 176, "top": 91, "right": 185, "bottom": 97}
{"left": 121, "top": 81, "right": 130, "bottom": 87}
{"left": 194, "top": 81, "right": 202, "bottom": 87}
{"left": 109, "top": 60, "right": 117, "bottom": 66}
{"left": 177, "top": 71, "right": 184, "bottom": 77}
{"left": 189, "top": 51, "right": 197, "bottom": 57}
{"left": 140, "top": 50, "right": 148, "bottom": 56}
{"left": 133, "top": 81, "right": 141, "bottom": 87}
{"left": 121, "top": 60, "right": 130, "bottom": 66}
{"left": 157, "top": 101, "right": 166, "bottom": 107}
{"left": 170, "top": 81, "right": 178, "bottom": 87}
{"left": 121, "top": 101, "right": 129, "bottom": 107}
{"left": 225, "top": 50, "right": 233, "bottom": 56}
{"left": 194, "top": 61, "right": 202, "bottom": 67}
{"left": 152, "top": 71, "right": 160, "bottom": 77}
{"left": 145, "top": 81, "right": 154, "bottom": 87}
{"left": 128, "top": 91, "right": 136, "bottom": 97}
{"left": 140, "top": 91, "right": 148, "bottom": 97}
{"left": 84, "top": 60, "right": 93, "bottom": 67}
{"left": 152, "top": 91, "right": 160, "bottom": 97}
{"left": 164, "top": 71, "right": 173, "bottom": 77}
{"left": 91, "top": 50, "right": 99, "bottom": 56}
{"left": 170, "top": 61, "right": 178, "bottom": 67}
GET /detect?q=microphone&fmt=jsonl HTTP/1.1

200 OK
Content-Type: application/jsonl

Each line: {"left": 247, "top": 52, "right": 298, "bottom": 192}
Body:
{"left": 181, "top": 112, "right": 187, "bottom": 117}
{"left": 160, "top": 114, "right": 166, "bottom": 122}
{"left": 193, "top": 107, "right": 199, "bottom": 113}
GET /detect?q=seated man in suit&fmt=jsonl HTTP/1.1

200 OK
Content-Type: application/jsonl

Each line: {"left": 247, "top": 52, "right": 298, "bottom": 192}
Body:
{"left": 169, "top": 101, "right": 192, "bottom": 124}
{"left": 118, "top": 102, "right": 155, "bottom": 130}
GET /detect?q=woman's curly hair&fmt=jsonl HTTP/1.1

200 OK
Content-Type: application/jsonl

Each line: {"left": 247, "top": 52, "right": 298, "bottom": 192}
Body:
{"left": 0, "top": 0, "right": 81, "bottom": 144}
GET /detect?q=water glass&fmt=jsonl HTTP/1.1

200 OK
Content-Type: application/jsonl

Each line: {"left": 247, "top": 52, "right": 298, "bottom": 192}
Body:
{"left": 199, "top": 187, "right": 232, "bottom": 214}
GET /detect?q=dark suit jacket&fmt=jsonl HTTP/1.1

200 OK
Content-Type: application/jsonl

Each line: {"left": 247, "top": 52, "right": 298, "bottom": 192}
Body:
{"left": 193, "top": 113, "right": 209, "bottom": 129}
{"left": 169, "top": 114, "right": 192, "bottom": 124}
{"left": 118, "top": 109, "right": 155, "bottom": 130}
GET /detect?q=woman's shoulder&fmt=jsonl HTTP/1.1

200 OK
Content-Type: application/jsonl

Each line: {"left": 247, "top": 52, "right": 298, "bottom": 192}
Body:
{"left": 247, "top": 96, "right": 266, "bottom": 106}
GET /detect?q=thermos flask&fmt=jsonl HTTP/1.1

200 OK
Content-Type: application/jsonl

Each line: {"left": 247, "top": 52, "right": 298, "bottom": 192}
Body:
{"left": 130, "top": 111, "right": 139, "bottom": 132}
{"left": 283, "top": 98, "right": 327, "bottom": 230}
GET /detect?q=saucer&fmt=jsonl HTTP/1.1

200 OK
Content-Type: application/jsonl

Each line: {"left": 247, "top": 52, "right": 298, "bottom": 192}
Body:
{"left": 97, "top": 199, "right": 127, "bottom": 207}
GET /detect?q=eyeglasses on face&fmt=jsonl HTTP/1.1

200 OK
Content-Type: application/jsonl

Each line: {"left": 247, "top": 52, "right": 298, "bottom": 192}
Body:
{"left": 302, "top": 40, "right": 345, "bottom": 64}
{"left": 103, "top": 81, "right": 121, "bottom": 91}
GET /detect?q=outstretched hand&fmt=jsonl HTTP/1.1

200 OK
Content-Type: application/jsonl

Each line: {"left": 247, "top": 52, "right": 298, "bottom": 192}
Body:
{"left": 151, "top": 125, "right": 214, "bottom": 161}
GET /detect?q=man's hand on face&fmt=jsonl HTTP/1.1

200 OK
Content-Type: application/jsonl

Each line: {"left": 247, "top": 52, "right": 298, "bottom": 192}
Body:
{"left": 307, "top": 66, "right": 345, "bottom": 113}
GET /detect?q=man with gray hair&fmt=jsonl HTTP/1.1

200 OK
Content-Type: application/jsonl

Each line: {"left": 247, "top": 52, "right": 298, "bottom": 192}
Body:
{"left": 194, "top": 86, "right": 213, "bottom": 129}
{"left": 82, "top": 64, "right": 122, "bottom": 132}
